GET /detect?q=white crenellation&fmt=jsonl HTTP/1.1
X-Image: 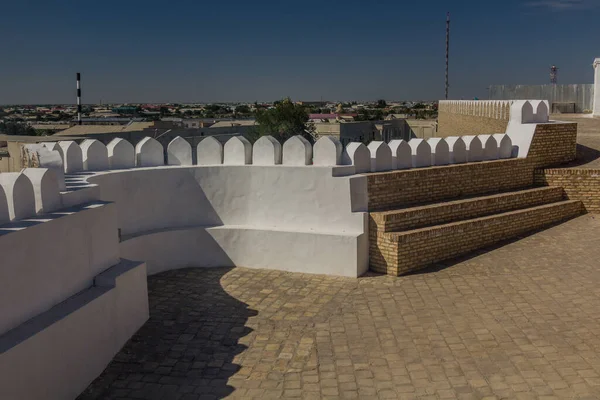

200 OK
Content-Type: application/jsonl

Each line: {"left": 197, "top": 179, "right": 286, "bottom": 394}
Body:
{"left": 478, "top": 135, "right": 499, "bottom": 161}
{"left": 438, "top": 100, "right": 514, "bottom": 120}
{"left": 0, "top": 172, "right": 36, "bottom": 221}
{"left": 509, "top": 100, "right": 535, "bottom": 124}
{"left": 107, "top": 138, "right": 135, "bottom": 169}
{"left": 41, "top": 142, "right": 64, "bottom": 162}
{"left": 0, "top": 184, "right": 8, "bottom": 225}
{"left": 10, "top": 129, "right": 519, "bottom": 180}
{"left": 22, "top": 144, "right": 66, "bottom": 191}
{"left": 493, "top": 134, "right": 513, "bottom": 159}
{"left": 252, "top": 136, "right": 282, "bottom": 165}
{"left": 427, "top": 138, "right": 450, "bottom": 166}
{"left": 223, "top": 136, "right": 252, "bottom": 165}
{"left": 342, "top": 142, "right": 370, "bottom": 173}
{"left": 445, "top": 136, "right": 467, "bottom": 164}
{"left": 462, "top": 135, "right": 484, "bottom": 162}
{"left": 408, "top": 138, "right": 431, "bottom": 168}
{"left": 22, "top": 168, "right": 62, "bottom": 214}
{"left": 58, "top": 141, "right": 83, "bottom": 173}
{"left": 367, "top": 141, "right": 392, "bottom": 172}
{"left": 530, "top": 100, "right": 550, "bottom": 123}
{"left": 282, "top": 135, "right": 312, "bottom": 166}
{"left": 313, "top": 136, "right": 342, "bottom": 166}
{"left": 167, "top": 136, "right": 193, "bottom": 166}
{"left": 80, "top": 139, "right": 109, "bottom": 171}
{"left": 388, "top": 139, "right": 412, "bottom": 170}
{"left": 135, "top": 137, "right": 164, "bottom": 167}
{"left": 197, "top": 136, "right": 224, "bottom": 165}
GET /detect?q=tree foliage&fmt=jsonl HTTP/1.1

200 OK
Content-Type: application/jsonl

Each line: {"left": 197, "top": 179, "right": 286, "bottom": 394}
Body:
{"left": 250, "top": 98, "right": 314, "bottom": 142}
{"left": 0, "top": 121, "right": 37, "bottom": 136}
{"left": 235, "top": 105, "right": 251, "bottom": 114}
{"left": 376, "top": 99, "right": 387, "bottom": 108}
{"left": 354, "top": 109, "right": 385, "bottom": 121}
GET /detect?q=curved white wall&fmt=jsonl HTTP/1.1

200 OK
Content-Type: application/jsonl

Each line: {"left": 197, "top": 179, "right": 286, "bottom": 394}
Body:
{"left": 87, "top": 165, "right": 368, "bottom": 277}
{"left": 88, "top": 166, "right": 366, "bottom": 235}
{"left": 121, "top": 225, "right": 367, "bottom": 277}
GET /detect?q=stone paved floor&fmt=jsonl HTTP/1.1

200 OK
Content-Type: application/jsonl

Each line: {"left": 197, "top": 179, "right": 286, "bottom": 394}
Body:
{"left": 79, "top": 214, "right": 600, "bottom": 400}
{"left": 550, "top": 114, "right": 600, "bottom": 168}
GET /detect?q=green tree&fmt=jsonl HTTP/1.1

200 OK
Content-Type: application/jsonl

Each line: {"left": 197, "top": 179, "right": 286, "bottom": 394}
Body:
{"left": 250, "top": 98, "right": 314, "bottom": 142}
{"left": 376, "top": 99, "right": 387, "bottom": 108}
{"left": 235, "top": 105, "right": 250, "bottom": 114}
{"left": 159, "top": 106, "right": 170, "bottom": 117}
{"left": 0, "top": 121, "right": 37, "bottom": 136}
{"left": 355, "top": 109, "right": 371, "bottom": 121}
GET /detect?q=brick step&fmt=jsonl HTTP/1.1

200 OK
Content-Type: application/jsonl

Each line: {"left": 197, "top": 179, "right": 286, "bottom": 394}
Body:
{"left": 370, "top": 200, "right": 583, "bottom": 276}
{"left": 370, "top": 187, "right": 565, "bottom": 233}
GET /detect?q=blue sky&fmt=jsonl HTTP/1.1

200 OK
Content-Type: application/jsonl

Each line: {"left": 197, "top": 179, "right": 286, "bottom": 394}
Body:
{"left": 1, "top": 0, "right": 598, "bottom": 104}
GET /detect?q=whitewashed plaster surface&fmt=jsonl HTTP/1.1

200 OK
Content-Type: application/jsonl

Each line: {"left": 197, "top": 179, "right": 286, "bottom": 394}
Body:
{"left": 342, "top": 143, "right": 371, "bottom": 173}
{"left": 388, "top": 140, "right": 412, "bottom": 170}
{"left": 445, "top": 136, "right": 467, "bottom": 164}
{"left": 0, "top": 202, "right": 119, "bottom": 336}
{"left": 167, "top": 137, "right": 193, "bottom": 166}
{"left": 88, "top": 165, "right": 368, "bottom": 277}
{"left": 0, "top": 259, "right": 148, "bottom": 400}
{"left": 594, "top": 58, "right": 600, "bottom": 117}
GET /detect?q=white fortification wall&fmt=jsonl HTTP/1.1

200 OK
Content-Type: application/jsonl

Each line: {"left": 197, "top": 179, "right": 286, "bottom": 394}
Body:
{"left": 89, "top": 165, "right": 369, "bottom": 277}
{"left": 0, "top": 197, "right": 148, "bottom": 400}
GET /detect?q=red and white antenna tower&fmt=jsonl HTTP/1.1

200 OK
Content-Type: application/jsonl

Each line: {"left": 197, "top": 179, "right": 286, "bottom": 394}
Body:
{"left": 550, "top": 65, "right": 558, "bottom": 84}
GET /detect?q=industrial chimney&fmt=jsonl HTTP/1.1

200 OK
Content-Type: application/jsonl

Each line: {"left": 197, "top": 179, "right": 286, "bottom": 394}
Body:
{"left": 76, "top": 73, "right": 82, "bottom": 125}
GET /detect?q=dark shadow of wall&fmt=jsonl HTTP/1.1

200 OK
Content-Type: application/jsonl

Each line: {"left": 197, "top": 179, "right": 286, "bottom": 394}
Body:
{"left": 77, "top": 267, "right": 256, "bottom": 400}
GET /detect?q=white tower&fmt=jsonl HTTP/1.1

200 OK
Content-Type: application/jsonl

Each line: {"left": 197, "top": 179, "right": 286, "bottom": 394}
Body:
{"left": 594, "top": 58, "right": 600, "bottom": 117}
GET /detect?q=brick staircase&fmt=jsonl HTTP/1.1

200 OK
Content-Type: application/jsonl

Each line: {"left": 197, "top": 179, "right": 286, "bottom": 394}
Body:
{"left": 369, "top": 186, "right": 583, "bottom": 276}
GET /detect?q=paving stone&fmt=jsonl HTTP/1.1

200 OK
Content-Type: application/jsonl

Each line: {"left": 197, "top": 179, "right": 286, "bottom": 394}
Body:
{"left": 77, "top": 215, "right": 600, "bottom": 399}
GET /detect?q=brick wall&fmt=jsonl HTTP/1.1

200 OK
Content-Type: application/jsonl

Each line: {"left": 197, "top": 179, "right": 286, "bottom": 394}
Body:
{"left": 437, "top": 112, "right": 508, "bottom": 137}
{"left": 526, "top": 123, "right": 578, "bottom": 168}
{"left": 368, "top": 159, "right": 532, "bottom": 210}
{"left": 368, "top": 121, "right": 580, "bottom": 275}
{"left": 367, "top": 122, "right": 578, "bottom": 211}
{"left": 370, "top": 187, "right": 565, "bottom": 232}
{"left": 370, "top": 201, "right": 583, "bottom": 276}
{"left": 535, "top": 168, "right": 600, "bottom": 213}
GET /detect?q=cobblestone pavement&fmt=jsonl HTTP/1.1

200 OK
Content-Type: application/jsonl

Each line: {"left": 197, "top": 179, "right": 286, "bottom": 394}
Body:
{"left": 550, "top": 114, "right": 600, "bottom": 168}
{"left": 79, "top": 215, "right": 600, "bottom": 399}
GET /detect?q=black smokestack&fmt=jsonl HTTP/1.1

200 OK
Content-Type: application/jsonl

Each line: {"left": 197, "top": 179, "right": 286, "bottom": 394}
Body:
{"left": 445, "top": 13, "right": 450, "bottom": 100}
{"left": 77, "top": 73, "right": 82, "bottom": 125}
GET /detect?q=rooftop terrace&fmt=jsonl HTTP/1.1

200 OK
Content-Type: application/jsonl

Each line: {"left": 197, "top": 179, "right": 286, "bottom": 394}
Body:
{"left": 2, "top": 99, "right": 600, "bottom": 400}
{"left": 79, "top": 214, "right": 600, "bottom": 399}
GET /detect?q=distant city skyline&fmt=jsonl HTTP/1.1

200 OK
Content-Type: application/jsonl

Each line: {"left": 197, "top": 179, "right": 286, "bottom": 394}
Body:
{"left": 1, "top": 0, "right": 597, "bottom": 104}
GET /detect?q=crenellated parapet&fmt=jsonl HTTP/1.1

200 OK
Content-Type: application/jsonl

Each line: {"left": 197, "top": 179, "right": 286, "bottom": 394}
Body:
{"left": 1, "top": 100, "right": 559, "bottom": 267}
{"left": 5, "top": 100, "right": 561, "bottom": 230}
{"left": 438, "top": 100, "right": 514, "bottom": 120}
{"left": 0, "top": 168, "right": 65, "bottom": 225}
{"left": 0, "top": 131, "right": 521, "bottom": 227}
{"left": 438, "top": 99, "right": 550, "bottom": 135}
{"left": 438, "top": 100, "right": 517, "bottom": 137}
{"left": 1, "top": 134, "right": 520, "bottom": 189}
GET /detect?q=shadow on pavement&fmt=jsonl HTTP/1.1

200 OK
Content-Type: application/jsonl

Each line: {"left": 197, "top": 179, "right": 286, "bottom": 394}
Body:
{"left": 78, "top": 267, "right": 256, "bottom": 400}
{"left": 564, "top": 144, "right": 600, "bottom": 167}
